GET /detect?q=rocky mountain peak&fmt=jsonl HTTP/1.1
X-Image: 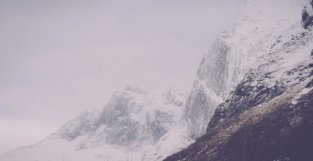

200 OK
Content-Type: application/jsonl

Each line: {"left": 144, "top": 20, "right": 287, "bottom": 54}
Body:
{"left": 181, "top": 0, "right": 307, "bottom": 140}
{"left": 2, "top": 1, "right": 312, "bottom": 161}
{"left": 164, "top": 0, "right": 313, "bottom": 160}
{"left": 50, "top": 85, "right": 186, "bottom": 151}
{"left": 302, "top": 0, "right": 313, "bottom": 29}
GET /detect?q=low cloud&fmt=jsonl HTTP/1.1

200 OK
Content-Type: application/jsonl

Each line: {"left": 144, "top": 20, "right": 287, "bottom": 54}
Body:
{"left": 0, "top": 0, "right": 244, "bottom": 153}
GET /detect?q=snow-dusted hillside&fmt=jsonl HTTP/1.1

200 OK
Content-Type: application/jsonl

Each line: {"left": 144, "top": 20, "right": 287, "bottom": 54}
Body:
{"left": 165, "top": 0, "right": 313, "bottom": 160}
{"left": 2, "top": 0, "right": 312, "bottom": 161}
{"left": 183, "top": 0, "right": 307, "bottom": 139}
{"left": 0, "top": 86, "right": 191, "bottom": 161}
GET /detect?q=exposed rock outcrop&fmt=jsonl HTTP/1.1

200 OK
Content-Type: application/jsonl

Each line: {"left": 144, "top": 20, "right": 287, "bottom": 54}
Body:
{"left": 164, "top": 0, "right": 313, "bottom": 161}
{"left": 302, "top": 0, "right": 313, "bottom": 29}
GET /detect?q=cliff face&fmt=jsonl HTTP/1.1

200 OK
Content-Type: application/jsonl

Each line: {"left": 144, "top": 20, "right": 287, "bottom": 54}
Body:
{"left": 182, "top": 0, "right": 306, "bottom": 139}
{"left": 1, "top": 1, "right": 313, "bottom": 161}
{"left": 165, "top": 79, "right": 313, "bottom": 161}
{"left": 211, "top": 81, "right": 313, "bottom": 161}
{"left": 164, "top": 0, "right": 313, "bottom": 161}
{"left": 0, "top": 87, "right": 188, "bottom": 161}
{"left": 302, "top": 0, "right": 313, "bottom": 29}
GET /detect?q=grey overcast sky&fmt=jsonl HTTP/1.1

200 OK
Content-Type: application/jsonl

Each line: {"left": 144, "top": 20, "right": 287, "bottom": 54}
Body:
{"left": 0, "top": 0, "right": 244, "bottom": 153}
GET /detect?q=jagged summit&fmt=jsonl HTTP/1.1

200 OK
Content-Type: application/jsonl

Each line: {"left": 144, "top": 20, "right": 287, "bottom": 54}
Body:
{"left": 2, "top": 1, "right": 312, "bottom": 161}
{"left": 302, "top": 0, "right": 313, "bottom": 29}
{"left": 0, "top": 86, "right": 187, "bottom": 161}
{"left": 165, "top": 0, "right": 313, "bottom": 160}
{"left": 182, "top": 0, "right": 307, "bottom": 139}
{"left": 58, "top": 85, "right": 186, "bottom": 146}
{"left": 124, "top": 85, "right": 148, "bottom": 95}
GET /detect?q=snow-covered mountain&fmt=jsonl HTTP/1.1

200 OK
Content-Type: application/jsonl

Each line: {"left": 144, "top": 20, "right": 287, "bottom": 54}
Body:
{"left": 0, "top": 86, "right": 191, "bottom": 161}
{"left": 165, "top": 0, "right": 313, "bottom": 160}
{"left": 183, "top": 0, "right": 307, "bottom": 139}
{"left": 2, "top": 0, "right": 313, "bottom": 161}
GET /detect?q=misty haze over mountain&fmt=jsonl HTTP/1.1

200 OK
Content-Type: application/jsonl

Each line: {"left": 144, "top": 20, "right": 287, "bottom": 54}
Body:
{"left": 0, "top": 0, "right": 243, "bottom": 154}
{"left": 2, "top": 0, "right": 313, "bottom": 161}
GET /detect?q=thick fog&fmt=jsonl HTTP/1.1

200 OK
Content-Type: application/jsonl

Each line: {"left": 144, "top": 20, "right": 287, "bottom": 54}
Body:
{"left": 0, "top": 0, "right": 244, "bottom": 153}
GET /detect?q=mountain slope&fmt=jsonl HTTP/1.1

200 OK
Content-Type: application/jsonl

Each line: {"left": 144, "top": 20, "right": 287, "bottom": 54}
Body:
{"left": 164, "top": 0, "right": 313, "bottom": 161}
{"left": 182, "top": 0, "right": 306, "bottom": 139}
{"left": 2, "top": 1, "right": 312, "bottom": 161}
{"left": 0, "top": 86, "right": 190, "bottom": 161}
